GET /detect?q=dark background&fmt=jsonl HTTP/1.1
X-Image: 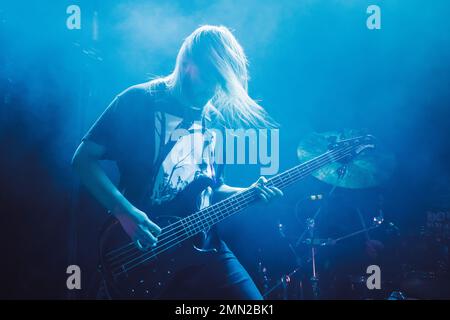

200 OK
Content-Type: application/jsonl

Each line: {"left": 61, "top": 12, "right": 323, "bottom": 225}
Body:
{"left": 1, "top": 0, "right": 449, "bottom": 299}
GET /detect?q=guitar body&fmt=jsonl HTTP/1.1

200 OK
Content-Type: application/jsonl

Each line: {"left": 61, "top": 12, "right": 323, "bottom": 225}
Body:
{"left": 99, "top": 176, "right": 217, "bottom": 299}
{"left": 97, "top": 135, "right": 375, "bottom": 299}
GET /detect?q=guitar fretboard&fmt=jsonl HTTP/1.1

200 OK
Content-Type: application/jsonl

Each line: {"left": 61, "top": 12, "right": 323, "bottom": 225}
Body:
{"left": 116, "top": 139, "right": 365, "bottom": 275}
{"left": 179, "top": 147, "right": 347, "bottom": 236}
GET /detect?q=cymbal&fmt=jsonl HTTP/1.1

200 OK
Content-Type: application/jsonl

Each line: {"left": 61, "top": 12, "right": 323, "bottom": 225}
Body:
{"left": 297, "top": 130, "right": 395, "bottom": 189}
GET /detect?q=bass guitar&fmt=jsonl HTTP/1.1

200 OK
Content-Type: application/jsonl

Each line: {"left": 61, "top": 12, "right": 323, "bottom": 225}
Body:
{"left": 98, "top": 135, "right": 375, "bottom": 298}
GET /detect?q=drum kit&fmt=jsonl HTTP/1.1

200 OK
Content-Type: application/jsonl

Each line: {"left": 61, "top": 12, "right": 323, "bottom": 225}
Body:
{"left": 257, "top": 129, "right": 426, "bottom": 299}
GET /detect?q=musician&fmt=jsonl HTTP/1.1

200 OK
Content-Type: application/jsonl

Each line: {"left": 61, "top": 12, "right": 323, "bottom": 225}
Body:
{"left": 72, "top": 25, "right": 282, "bottom": 299}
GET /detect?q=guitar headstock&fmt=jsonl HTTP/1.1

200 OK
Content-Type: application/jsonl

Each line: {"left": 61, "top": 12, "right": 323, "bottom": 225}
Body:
{"left": 329, "top": 134, "right": 376, "bottom": 157}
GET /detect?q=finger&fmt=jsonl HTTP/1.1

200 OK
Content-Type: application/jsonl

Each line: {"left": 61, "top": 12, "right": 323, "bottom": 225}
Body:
{"left": 256, "top": 189, "right": 268, "bottom": 202}
{"left": 136, "top": 239, "right": 152, "bottom": 251}
{"left": 260, "top": 193, "right": 268, "bottom": 202}
{"left": 146, "top": 219, "right": 162, "bottom": 236}
{"left": 140, "top": 227, "right": 158, "bottom": 244}
{"left": 135, "top": 239, "right": 144, "bottom": 251}
{"left": 257, "top": 177, "right": 271, "bottom": 192}
{"left": 262, "top": 185, "right": 276, "bottom": 197}
{"left": 254, "top": 176, "right": 267, "bottom": 186}
{"left": 271, "top": 187, "right": 284, "bottom": 197}
{"left": 134, "top": 231, "right": 151, "bottom": 251}
{"left": 255, "top": 185, "right": 270, "bottom": 199}
{"left": 134, "top": 229, "right": 156, "bottom": 251}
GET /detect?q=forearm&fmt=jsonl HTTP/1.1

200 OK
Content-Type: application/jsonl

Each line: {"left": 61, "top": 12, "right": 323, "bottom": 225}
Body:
{"left": 73, "top": 156, "right": 133, "bottom": 214}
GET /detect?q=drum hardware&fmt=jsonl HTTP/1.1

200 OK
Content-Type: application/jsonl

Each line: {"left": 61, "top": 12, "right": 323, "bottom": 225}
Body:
{"left": 267, "top": 191, "right": 387, "bottom": 299}
{"left": 257, "top": 249, "right": 271, "bottom": 296}
{"left": 263, "top": 130, "right": 395, "bottom": 299}
{"left": 262, "top": 267, "right": 302, "bottom": 299}
{"left": 295, "top": 185, "right": 338, "bottom": 247}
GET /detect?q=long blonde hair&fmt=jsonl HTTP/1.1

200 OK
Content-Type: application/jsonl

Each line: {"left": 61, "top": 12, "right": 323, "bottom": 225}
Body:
{"left": 162, "top": 25, "right": 275, "bottom": 129}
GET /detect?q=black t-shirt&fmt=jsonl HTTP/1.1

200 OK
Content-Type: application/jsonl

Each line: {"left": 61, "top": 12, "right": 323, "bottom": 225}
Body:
{"left": 82, "top": 81, "right": 224, "bottom": 211}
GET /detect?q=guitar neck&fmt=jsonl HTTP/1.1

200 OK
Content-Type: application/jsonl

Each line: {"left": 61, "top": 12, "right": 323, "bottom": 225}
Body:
{"left": 179, "top": 147, "right": 350, "bottom": 237}
{"left": 113, "top": 135, "right": 373, "bottom": 276}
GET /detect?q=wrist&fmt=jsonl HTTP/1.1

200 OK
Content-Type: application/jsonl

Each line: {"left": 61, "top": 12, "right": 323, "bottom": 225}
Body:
{"left": 111, "top": 201, "right": 134, "bottom": 217}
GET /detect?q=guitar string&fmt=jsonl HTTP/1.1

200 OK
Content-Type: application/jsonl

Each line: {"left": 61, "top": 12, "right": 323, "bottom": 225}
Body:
{"left": 107, "top": 182, "right": 269, "bottom": 267}
{"left": 109, "top": 190, "right": 259, "bottom": 268}
{"left": 114, "top": 147, "right": 354, "bottom": 276}
{"left": 106, "top": 187, "right": 257, "bottom": 265}
{"left": 106, "top": 145, "right": 348, "bottom": 264}
{"left": 111, "top": 145, "right": 356, "bottom": 275}
{"left": 107, "top": 144, "right": 355, "bottom": 268}
{"left": 107, "top": 145, "right": 354, "bottom": 267}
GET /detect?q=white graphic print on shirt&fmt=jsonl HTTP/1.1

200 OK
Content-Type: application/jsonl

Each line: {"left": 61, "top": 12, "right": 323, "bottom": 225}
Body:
{"left": 150, "top": 112, "right": 217, "bottom": 210}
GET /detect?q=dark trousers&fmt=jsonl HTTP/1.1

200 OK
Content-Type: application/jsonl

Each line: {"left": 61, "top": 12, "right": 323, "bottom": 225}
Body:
{"left": 160, "top": 241, "right": 263, "bottom": 300}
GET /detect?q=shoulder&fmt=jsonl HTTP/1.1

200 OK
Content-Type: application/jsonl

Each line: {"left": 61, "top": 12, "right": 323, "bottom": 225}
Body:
{"left": 118, "top": 80, "right": 166, "bottom": 100}
{"left": 112, "top": 80, "right": 168, "bottom": 114}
